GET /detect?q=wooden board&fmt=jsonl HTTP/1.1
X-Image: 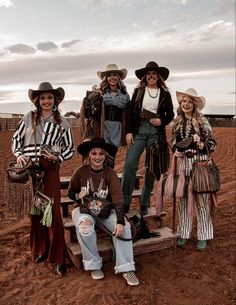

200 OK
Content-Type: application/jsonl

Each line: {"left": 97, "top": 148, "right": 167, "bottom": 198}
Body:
{"left": 67, "top": 226, "right": 178, "bottom": 268}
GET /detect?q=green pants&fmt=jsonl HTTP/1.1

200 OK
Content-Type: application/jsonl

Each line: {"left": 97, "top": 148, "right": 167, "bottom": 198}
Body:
{"left": 122, "top": 121, "right": 158, "bottom": 211}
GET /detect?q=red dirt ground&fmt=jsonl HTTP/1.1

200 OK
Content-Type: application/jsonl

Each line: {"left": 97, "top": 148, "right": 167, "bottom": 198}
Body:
{"left": 0, "top": 127, "right": 235, "bottom": 305}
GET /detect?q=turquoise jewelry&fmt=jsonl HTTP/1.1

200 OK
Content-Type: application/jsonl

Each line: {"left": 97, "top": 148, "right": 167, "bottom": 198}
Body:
{"left": 52, "top": 105, "right": 57, "bottom": 112}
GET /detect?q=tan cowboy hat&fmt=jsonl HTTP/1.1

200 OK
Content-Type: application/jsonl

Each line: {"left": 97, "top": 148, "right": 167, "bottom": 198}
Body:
{"left": 135, "top": 61, "right": 169, "bottom": 81}
{"left": 97, "top": 64, "right": 127, "bottom": 80}
{"left": 176, "top": 88, "right": 206, "bottom": 111}
{"left": 77, "top": 138, "right": 117, "bottom": 157}
{"left": 28, "top": 82, "right": 65, "bottom": 104}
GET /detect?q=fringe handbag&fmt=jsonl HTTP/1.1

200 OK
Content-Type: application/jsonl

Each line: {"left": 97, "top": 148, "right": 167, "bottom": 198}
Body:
{"left": 191, "top": 156, "right": 220, "bottom": 193}
{"left": 7, "top": 158, "right": 32, "bottom": 183}
{"left": 149, "top": 131, "right": 170, "bottom": 181}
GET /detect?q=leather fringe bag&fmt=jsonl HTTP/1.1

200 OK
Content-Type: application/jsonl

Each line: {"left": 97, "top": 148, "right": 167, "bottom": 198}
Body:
{"left": 191, "top": 156, "right": 220, "bottom": 193}
{"left": 7, "top": 158, "right": 32, "bottom": 183}
{"left": 149, "top": 137, "right": 170, "bottom": 181}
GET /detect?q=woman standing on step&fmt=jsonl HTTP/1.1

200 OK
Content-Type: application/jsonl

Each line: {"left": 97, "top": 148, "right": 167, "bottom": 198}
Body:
{"left": 80, "top": 64, "right": 129, "bottom": 166}
{"left": 171, "top": 88, "right": 217, "bottom": 251}
{"left": 68, "top": 138, "right": 139, "bottom": 286}
{"left": 122, "top": 61, "right": 174, "bottom": 215}
{"left": 12, "top": 82, "right": 74, "bottom": 276}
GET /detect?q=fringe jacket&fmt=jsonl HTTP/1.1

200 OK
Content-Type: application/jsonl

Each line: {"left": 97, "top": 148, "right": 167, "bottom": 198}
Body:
{"left": 125, "top": 86, "right": 174, "bottom": 136}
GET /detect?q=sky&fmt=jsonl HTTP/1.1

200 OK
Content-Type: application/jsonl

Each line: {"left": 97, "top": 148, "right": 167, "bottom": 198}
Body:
{"left": 0, "top": 0, "right": 235, "bottom": 115}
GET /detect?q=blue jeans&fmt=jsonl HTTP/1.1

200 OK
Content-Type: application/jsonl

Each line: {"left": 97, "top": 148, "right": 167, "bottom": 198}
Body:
{"left": 72, "top": 208, "right": 135, "bottom": 273}
{"left": 122, "top": 121, "right": 158, "bottom": 211}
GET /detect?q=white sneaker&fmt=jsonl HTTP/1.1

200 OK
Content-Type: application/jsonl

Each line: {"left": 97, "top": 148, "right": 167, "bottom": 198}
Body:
{"left": 91, "top": 270, "right": 104, "bottom": 280}
{"left": 122, "top": 271, "right": 139, "bottom": 286}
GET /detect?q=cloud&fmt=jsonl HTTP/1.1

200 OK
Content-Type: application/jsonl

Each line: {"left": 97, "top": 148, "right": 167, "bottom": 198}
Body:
{"left": 36, "top": 41, "right": 58, "bottom": 52}
{"left": 181, "top": 20, "right": 234, "bottom": 44}
{"left": 4, "top": 43, "right": 36, "bottom": 54}
{"left": 0, "top": 0, "right": 12, "bottom": 8}
{"left": 213, "top": 0, "right": 235, "bottom": 15}
{"left": 71, "top": 0, "right": 143, "bottom": 10}
{"left": 61, "top": 39, "right": 81, "bottom": 48}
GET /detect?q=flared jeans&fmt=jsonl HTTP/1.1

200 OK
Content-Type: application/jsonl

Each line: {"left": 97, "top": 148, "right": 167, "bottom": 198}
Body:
{"left": 72, "top": 208, "right": 135, "bottom": 273}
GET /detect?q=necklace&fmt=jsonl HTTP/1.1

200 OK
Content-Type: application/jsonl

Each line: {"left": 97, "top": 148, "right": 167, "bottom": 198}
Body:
{"left": 147, "top": 87, "right": 158, "bottom": 99}
{"left": 40, "top": 117, "right": 54, "bottom": 136}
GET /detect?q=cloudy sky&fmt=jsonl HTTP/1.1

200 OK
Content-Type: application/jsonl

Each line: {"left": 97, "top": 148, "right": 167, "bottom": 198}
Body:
{"left": 0, "top": 0, "right": 235, "bottom": 115}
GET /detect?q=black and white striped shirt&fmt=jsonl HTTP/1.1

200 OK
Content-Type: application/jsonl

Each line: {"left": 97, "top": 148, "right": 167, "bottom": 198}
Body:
{"left": 12, "top": 112, "right": 74, "bottom": 162}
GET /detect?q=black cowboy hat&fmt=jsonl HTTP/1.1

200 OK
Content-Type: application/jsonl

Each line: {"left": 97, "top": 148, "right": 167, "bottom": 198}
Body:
{"left": 77, "top": 138, "right": 117, "bottom": 157}
{"left": 28, "top": 82, "right": 65, "bottom": 104}
{"left": 135, "top": 61, "right": 169, "bottom": 81}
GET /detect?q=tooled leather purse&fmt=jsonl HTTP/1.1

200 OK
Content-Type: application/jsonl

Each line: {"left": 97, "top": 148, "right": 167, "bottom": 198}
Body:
{"left": 7, "top": 158, "right": 32, "bottom": 183}
{"left": 175, "top": 137, "right": 194, "bottom": 151}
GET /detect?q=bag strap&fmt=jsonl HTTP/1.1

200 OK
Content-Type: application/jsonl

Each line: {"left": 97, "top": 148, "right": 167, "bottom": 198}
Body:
{"left": 81, "top": 198, "right": 132, "bottom": 242}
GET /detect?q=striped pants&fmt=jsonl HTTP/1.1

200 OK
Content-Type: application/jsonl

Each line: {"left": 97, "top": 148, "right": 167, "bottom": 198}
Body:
{"left": 177, "top": 194, "right": 213, "bottom": 240}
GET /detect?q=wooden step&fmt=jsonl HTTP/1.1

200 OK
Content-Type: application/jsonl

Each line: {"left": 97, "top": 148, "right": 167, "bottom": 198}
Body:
{"left": 61, "top": 189, "right": 153, "bottom": 218}
{"left": 67, "top": 226, "right": 178, "bottom": 269}
{"left": 62, "top": 207, "right": 166, "bottom": 244}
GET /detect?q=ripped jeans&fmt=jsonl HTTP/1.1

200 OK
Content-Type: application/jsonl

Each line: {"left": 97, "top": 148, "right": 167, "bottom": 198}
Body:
{"left": 72, "top": 208, "right": 135, "bottom": 273}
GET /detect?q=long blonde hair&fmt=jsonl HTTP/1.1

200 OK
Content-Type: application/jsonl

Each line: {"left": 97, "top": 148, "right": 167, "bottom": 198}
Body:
{"left": 173, "top": 98, "right": 204, "bottom": 135}
{"left": 99, "top": 74, "right": 127, "bottom": 94}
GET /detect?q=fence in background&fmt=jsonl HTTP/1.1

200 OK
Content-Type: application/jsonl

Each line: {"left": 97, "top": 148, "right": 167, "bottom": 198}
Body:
{"left": 0, "top": 116, "right": 235, "bottom": 131}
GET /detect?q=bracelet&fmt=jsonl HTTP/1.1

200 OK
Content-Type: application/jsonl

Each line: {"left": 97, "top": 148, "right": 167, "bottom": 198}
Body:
{"left": 199, "top": 142, "right": 204, "bottom": 149}
{"left": 75, "top": 193, "right": 80, "bottom": 201}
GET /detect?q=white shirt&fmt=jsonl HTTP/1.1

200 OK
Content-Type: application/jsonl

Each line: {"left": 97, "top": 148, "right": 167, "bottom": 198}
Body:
{"left": 142, "top": 87, "right": 160, "bottom": 113}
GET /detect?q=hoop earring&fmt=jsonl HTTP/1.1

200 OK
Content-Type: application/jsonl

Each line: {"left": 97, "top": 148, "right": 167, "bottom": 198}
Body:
{"left": 52, "top": 105, "right": 57, "bottom": 112}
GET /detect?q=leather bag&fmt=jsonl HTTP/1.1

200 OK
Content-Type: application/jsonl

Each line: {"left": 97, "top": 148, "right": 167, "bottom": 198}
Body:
{"left": 191, "top": 158, "right": 220, "bottom": 193}
{"left": 175, "top": 137, "right": 194, "bottom": 151}
{"left": 34, "top": 191, "right": 52, "bottom": 212}
{"left": 7, "top": 161, "right": 31, "bottom": 183}
{"left": 82, "top": 195, "right": 113, "bottom": 218}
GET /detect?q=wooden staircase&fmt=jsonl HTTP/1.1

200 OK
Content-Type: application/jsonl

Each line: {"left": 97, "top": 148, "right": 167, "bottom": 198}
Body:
{"left": 60, "top": 174, "right": 178, "bottom": 268}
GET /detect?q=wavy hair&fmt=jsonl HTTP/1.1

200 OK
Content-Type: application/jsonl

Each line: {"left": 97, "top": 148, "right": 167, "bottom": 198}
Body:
{"left": 99, "top": 73, "right": 127, "bottom": 94}
{"left": 172, "top": 97, "right": 204, "bottom": 135}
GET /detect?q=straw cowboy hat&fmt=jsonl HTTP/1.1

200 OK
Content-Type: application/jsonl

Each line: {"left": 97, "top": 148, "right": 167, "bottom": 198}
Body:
{"left": 135, "top": 61, "right": 169, "bottom": 81}
{"left": 28, "top": 82, "right": 65, "bottom": 104}
{"left": 77, "top": 138, "right": 117, "bottom": 157}
{"left": 97, "top": 64, "right": 127, "bottom": 80}
{"left": 176, "top": 88, "right": 206, "bottom": 111}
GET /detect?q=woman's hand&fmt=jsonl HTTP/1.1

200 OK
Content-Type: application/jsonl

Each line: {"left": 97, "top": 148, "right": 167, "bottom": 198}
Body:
{"left": 193, "top": 134, "right": 204, "bottom": 149}
{"left": 78, "top": 190, "right": 87, "bottom": 200}
{"left": 174, "top": 151, "right": 184, "bottom": 158}
{"left": 150, "top": 118, "right": 161, "bottom": 126}
{"left": 113, "top": 224, "right": 124, "bottom": 237}
{"left": 126, "top": 133, "right": 134, "bottom": 149}
{"left": 16, "top": 155, "right": 30, "bottom": 168}
{"left": 41, "top": 150, "right": 58, "bottom": 162}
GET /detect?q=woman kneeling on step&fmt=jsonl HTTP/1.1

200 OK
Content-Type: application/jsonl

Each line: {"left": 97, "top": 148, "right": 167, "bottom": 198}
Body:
{"left": 68, "top": 138, "right": 139, "bottom": 286}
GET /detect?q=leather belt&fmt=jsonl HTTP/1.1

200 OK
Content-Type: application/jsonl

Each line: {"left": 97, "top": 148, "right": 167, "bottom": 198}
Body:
{"left": 105, "top": 105, "right": 122, "bottom": 121}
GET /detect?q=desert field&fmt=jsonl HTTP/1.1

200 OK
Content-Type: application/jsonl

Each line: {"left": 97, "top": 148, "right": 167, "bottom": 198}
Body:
{"left": 0, "top": 127, "right": 235, "bottom": 305}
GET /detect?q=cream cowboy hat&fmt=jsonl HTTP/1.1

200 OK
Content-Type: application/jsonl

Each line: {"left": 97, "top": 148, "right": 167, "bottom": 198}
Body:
{"left": 135, "top": 61, "right": 169, "bottom": 81}
{"left": 28, "top": 82, "right": 65, "bottom": 104}
{"left": 77, "top": 138, "right": 117, "bottom": 157}
{"left": 97, "top": 64, "right": 127, "bottom": 80}
{"left": 176, "top": 88, "right": 206, "bottom": 111}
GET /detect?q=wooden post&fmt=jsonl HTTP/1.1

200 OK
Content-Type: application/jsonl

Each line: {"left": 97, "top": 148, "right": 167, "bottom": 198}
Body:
{"left": 172, "top": 196, "right": 176, "bottom": 233}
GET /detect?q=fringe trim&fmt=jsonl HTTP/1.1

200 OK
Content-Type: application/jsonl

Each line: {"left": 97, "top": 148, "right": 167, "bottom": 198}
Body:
{"left": 4, "top": 172, "right": 34, "bottom": 220}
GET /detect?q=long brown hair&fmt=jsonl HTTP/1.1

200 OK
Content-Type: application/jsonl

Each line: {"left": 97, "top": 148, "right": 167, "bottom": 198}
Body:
{"left": 32, "top": 95, "right": 62, "bottom": 132}
{"left": 138, "top": 72, "right": 168, "bottom": 90}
